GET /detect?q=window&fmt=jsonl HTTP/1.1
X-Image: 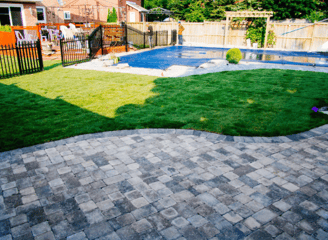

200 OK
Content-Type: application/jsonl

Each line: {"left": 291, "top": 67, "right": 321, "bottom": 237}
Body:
{"left": 36, "top": 7, "right": 46, "bottom": 23}
{"left": 0, "top": 4, "right": 24, "bottom": 26}
{"left": 64, "top": 11, "right": 70, "bottom": 20}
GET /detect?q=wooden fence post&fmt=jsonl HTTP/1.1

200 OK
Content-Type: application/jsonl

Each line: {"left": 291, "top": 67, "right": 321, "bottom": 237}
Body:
{"left": 204, "top": 20, "right": 206, "bottom": 44}
{"left": 264, "top": 16, "right": 270, "bottom": 49}
{"left": 224, "top": 17, "right": 229, "bottom": 47}
{"left": 309, "top": 23, "right": 316, "bottom": 51}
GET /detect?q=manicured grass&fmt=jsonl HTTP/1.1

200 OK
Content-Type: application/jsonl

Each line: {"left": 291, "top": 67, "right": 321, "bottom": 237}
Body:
{"left": 1, "top": 61, "right": 328, "bottom": 151}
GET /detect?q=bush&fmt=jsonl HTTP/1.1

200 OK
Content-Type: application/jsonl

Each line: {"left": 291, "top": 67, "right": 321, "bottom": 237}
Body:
{"left": 245, "top": 19, "right": 277, "bottom": 48}
{"left": 226, "top": 48, "right": 242, "bottom": 64}
{"left": 0, "top": 25, "right": 12, "bottom": 32}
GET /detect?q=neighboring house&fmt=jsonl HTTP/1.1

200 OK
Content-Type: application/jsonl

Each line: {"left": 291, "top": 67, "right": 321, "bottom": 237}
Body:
{"left": 0, "top": 0, "right": 41, "bottom": 26}
{"left": 0, "top": 0, "right": 147, "bottom": 27}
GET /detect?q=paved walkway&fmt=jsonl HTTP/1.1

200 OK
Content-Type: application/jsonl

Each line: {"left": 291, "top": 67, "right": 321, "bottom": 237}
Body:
{"left": 1, "top": 125, "right": 328, "bottom": 240}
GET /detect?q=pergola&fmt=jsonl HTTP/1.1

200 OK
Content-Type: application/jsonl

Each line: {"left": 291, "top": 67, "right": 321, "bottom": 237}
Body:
{"left": 146, "top": 7, "right": 174, "bottom": 21}
{"left": 225, "top": 11, "right": 274, "bottom": 48}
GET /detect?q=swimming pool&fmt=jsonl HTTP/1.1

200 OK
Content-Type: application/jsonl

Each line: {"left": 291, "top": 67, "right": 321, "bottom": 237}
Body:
{"left": 118, "top": 46, "right": 328, "bottom": 70}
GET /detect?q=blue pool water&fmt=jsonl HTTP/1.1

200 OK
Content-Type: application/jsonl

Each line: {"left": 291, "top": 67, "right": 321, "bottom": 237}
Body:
{"left": 118, "top": 46, "right": 328, "bottom": 70}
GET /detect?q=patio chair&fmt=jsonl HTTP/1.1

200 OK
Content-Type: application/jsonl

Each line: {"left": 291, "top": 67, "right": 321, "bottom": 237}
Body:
{"left": 48, "top": 29, "right": 61, "bottom": 41}
{"left": 15, "top": 31, "right": 35, "bottom": 46}
{"left": 61, "top": 27, "right": 75, "bottom": 40}
{"left": 69, "top": 23, "right": 82, "bottom": 34}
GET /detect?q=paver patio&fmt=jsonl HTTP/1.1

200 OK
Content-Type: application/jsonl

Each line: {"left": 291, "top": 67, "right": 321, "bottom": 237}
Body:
{"left": 1, "top": 126, "right": 328, "bottom": 240}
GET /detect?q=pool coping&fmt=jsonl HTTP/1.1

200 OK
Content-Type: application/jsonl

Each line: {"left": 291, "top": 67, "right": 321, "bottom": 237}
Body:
{"left": 1, "top": 124, "right": 328, "bottom": 159}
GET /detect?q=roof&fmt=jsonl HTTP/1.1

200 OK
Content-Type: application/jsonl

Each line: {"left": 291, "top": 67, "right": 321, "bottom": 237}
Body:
{"left": 0, "top": 0, "right": 42, "bottom": 2}
{"left": 126, "top": 1, "right": 149, "bottom": 13}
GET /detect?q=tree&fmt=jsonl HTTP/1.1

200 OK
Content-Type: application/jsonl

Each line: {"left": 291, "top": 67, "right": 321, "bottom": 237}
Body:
{"left": 111, "top": 8, "right": 118, "bottom": 22}
{"left": 107, "top": 9, "right": 111, "bottom": 22}
{"left": 107, "top": 8, "right": 117, "bottom": 23}
{"left": 262, "top": 0, "right": 325, "bottom": 20}
{"left": 185, "top": 1, "right": 205, "bottom": 22}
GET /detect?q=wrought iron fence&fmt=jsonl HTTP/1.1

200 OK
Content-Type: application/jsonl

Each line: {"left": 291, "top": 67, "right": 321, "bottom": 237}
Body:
{"left": 60, "top": 23, "right": 168, "bottom": 67}
{"left": 0, "top": 39, "right": 43, "bottom": 79}
{"left": 155, "top": 30, "right": 169, "bottom": 46}
{"left": 60, "top": 37, "right": 89, "bottom": 67}
{"left": 127, "top": 25, "right": 169, "bottom": 49}
{"left": 127, "top": 25, "right": 145, "bottom": 49}
{"left": 89, "top": 26, "right": 103, "bottom": 59}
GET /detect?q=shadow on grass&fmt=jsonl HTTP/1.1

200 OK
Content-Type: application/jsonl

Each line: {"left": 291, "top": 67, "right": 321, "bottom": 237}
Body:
{"left": 1, "top": 69, "right": 328, "bottom": 152}
{"left": 0, "top": 83, "right": 185, "bottom": 152}
{"left": 43, "top": 62, "right": 62, "bottom": 71}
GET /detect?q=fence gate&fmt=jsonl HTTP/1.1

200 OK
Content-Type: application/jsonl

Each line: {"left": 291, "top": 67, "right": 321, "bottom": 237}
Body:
{"left": 155, "top": 30, "right": 169, "bottom": 46}
{"left": 60, "top": 25, "right": 104, "bottom": 67}
{"left": 88, "top": 25, "right": 103, "bottom": 59}
{"left": 0, "top": 39, "right": 43, "bottom": 79}
{"left": 60, "top": 37, "right": 90, "bottom": 67}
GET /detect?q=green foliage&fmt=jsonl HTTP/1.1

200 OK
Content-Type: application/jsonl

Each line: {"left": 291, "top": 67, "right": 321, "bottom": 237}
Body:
{"left": 0, "top": 25, "right": 12, "bottom": 32}
{"left": 184, "top": 1, "right": 205, "bottom": 22}
{"left": 245, "top": 19, "right": 276, "bottom": 48}
{"left": 111, "top": 8, "right": 118, "bottom": 22}
{"left": 133, "top": 44, "right": 150, "bottom": 49}
{"left": 306, "top": 11, "right": 326, "bottom": 23}
{"left": 107, "top": 8, "right": 117, "bottom": 23}
{"left": 267, "top": 30, "right": 276, "bottom": 48}
{"left": 151, "top": 0, "right": 237, "bottom": 22}
{"left": 144, "top": 0, "right": 327, "bottom": 22}
{"left": 226, "top": 48, "right": 242, "bottom": 64}
{"left": 107, "top": 9, "right": 112, "bottom": 22}
{"left": 262, "top": 0, "right": 327, "bottom": 20}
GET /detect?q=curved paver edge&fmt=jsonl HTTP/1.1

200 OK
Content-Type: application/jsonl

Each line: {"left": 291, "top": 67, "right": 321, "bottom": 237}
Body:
{"left": 1, "top": 124, "right": 328, "bottom": 159}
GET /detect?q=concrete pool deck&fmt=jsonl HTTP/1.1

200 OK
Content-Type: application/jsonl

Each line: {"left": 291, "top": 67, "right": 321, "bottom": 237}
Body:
{"left": 67, "top": 46, "right": 328, "bottom": 77}
{"left": 1, "top": 126, "right": 328, "bottom": 240}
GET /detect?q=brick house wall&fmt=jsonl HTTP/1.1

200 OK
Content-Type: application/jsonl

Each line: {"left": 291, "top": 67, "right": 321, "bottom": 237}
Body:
{"left": 37, "top": 0, "right": 143, "bottom": 24}
{"left": 0, "top": 1, "right": 37, "bottom": 26}
{"left": 1, "top": 0, "right": 143, "bottom": 26}
{"left": 23, "top": 3, "right": 38, "bottom": 25}
{"left": 126, "top": 2, "right": 142, "bottom": 22}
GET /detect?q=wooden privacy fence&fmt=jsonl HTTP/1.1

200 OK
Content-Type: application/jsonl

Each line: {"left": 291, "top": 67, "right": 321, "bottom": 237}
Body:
{"left": 127, "top": 21, "right": 328, "bottom": 51}
{"left": 0, "top": 39, "right": 44, "bottom": 79}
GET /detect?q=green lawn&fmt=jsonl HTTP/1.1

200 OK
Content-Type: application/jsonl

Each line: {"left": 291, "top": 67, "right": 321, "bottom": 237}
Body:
{"left": 1, "top": 60, "right": 328, "bottom": 152}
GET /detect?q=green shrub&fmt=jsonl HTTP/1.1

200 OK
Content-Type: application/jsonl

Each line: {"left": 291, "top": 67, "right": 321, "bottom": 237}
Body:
{"left": 226, "top": 48, "right": 242, "bottom": 64}
{"left": 133, "top": 44, "right": 149, "bottom": 49}
{"left": 0, "top": 25, "right": 12, "bottom": 32}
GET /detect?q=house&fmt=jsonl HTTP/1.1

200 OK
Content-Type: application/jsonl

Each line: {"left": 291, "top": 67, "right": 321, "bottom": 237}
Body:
{"left": 0, "top": 0, "right": 41, "bottom": 26}
{"left": 0, "top": 0, "right": 148, "bottom": 27}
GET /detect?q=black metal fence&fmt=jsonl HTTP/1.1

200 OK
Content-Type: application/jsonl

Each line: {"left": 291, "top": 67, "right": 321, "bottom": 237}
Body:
{"left": 60, "top": 23, "right": 168, "bottom": 67}
{"left": 61, "top": 24, "right": 127, "bottom": 67}
{"left": 0, "top": 39, "right": 43, "bottom": 79}
{"left": 127, "top": 25, "right": 169, "bottom": 49}
{"left": 60, "top": 37, "right": 90, "bottom": 67}
{"left": 89, "top": 26, "right": 103, "bottom": 59}
{"left": 155, "top": 30, "right": 169, "bottom": 46}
